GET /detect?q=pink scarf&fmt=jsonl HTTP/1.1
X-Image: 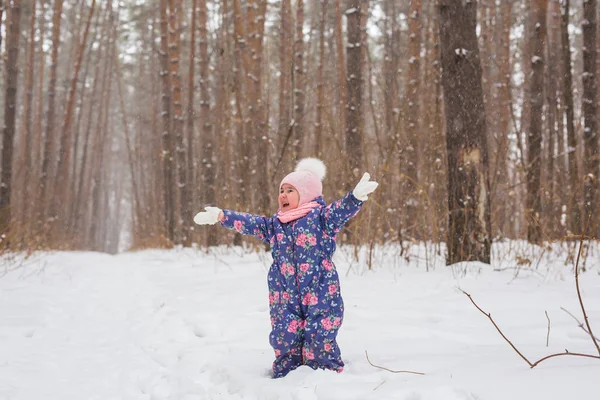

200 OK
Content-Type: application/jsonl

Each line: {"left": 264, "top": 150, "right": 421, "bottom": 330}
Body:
{"left": 277, "top": 201, "right": 320, "bottom": 223}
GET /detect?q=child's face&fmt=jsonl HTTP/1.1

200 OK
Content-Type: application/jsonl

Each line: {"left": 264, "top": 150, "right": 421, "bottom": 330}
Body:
{"left": 278, "top": 184, "right": 299, "bottom": 211}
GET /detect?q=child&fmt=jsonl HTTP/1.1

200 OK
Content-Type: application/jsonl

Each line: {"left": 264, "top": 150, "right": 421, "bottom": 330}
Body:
{"left": 193, "top": 158, "right": 378, "bottom": 378}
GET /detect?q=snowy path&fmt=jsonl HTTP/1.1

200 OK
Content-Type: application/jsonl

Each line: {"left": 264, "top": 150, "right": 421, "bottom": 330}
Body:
{"left": 1, "top": 247, "right": 600, "bottom": 400}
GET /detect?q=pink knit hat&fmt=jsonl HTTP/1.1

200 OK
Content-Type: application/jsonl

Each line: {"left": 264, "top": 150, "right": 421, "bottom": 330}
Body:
{"left": 280, "top": 158, "right": 327, "bottom": 205}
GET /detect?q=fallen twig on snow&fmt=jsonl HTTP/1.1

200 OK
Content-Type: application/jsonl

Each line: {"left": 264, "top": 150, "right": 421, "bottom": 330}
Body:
{"left": 364, "top": 350, "right": 425, "bottom": 375}
{"left": 461, "top": 289, "right": 600, "bottom": 368}
{"left": 461, "top": 218, "right": 600, "bottom": 366}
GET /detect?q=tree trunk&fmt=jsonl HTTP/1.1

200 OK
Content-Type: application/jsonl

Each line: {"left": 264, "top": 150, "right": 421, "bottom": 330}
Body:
{"left": 33, "top": 0, "right": 47, "bottom": 232}
{"left": 546, "top": 0, "right": 562, "bottom": 236}
{"left": 20, "top": 0, "right": 38, "bottom": 236}
{"left": 246, "top": 0, "right": 268, "bottom": 213}
{"left": 232, "top": 0, "right": 250, "bottom": 216}
{"left": 0, "top": 0, "right": 5, "bottom": 57}
{"left": 187, "top": 0, "right": 197, "bottom": 230}
{"left": 493, "top": 0, "right": 512, "bottom": 238}
{"left": 278, "top": 0, "right": 293, "bottom": 166}
{"left": 334, "top": 0, "right": 347, "bottom": 156}
{"left": 582, "top": 0, "right": 598, "bottom": 232}
{"left": 346, "top": 0, "right": 363, "bottom": 177}
{"left": 526, "top": 0, "right": 548, "bottom": 244}
{"left": 198, "top": 0, "right": 215, "bottom": 246}
{"left": 39, "top": 0, "right": 64, "bottom": 226}
{"left": 168, "top": 0, "right": 189, "bottom": 244}
{"left": 562, "top": 0, "right": 581, "bottom": 235}
{"left": 293, "top": 0, "right": 306, "bottom": 160}
{"left": 438, "top": 0, "right": 491, "bottom": 264}
{"left": 403, "top": 0, "right": 423, "bottom": 239}
{"left": 159, "top": 0, "right": 176, "bottom": 242}
{"left": 314, "top": 0, "right": 327, "bottom": 158}
{"left": 0, "top": 0, "right": 23, "bottom": 239}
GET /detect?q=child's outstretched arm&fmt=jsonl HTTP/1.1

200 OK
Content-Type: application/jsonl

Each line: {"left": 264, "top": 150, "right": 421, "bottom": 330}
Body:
{"left": 193, "top": 206, "right": 275, "bottom": 243}
{"left": 322, "top": 172, "right": 379, "bottom": 236}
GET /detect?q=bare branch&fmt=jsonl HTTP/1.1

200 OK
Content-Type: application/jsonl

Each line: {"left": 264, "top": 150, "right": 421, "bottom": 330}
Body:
{"left": 574, "top": 216, "right": 600, "bottom": 356}
{"left": 364, "top": 350, "right": 425, "bottom": 375}
{"left": 545, "top": 311, "right": 550, "bottom": 347}
{"left": 531, "top": 351, "right": 600, "bottom": 367}
{"left": 462, "top": 290, "right": 600, "bottom": 368}
{"left": 560, "top": 307, "right": 600, "bottom": 342}
{"left": 461, "top": 289, "right": 533, "bottom": 367}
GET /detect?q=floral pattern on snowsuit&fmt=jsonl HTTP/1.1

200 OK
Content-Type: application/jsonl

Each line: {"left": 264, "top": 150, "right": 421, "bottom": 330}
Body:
{"left": 220, "top": 192, "right": 363, "bottom": 378}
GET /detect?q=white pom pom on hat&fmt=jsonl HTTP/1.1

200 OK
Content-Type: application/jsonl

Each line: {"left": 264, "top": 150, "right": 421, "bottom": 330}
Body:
{"left": 294, "top": 157, "right": 327, "bottom": 181}
{"left": 280, "top": 158, "right": 326, "bottom": 205}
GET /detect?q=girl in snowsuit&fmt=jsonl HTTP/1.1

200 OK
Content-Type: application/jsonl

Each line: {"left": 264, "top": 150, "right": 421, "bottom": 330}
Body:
{"left": 193, "top": 158, "right": 378, "bottom": 378}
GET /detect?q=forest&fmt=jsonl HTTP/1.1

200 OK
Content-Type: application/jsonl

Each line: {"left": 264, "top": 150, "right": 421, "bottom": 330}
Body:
{"left": 0, "top": 0, "right": 597, "bottom": 264}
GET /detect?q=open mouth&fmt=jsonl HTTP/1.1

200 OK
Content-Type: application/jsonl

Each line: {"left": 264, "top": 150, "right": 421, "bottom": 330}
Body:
{"left": 282, "top": 202, "right": 290, "bottom": 208}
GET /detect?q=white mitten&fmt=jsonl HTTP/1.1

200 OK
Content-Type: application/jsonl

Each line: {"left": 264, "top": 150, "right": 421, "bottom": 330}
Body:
{"left": 193, "top": 206, "right": 222, "bottom": 225}
{"left": 352, "top": 172, "right": 379, "bottom": 201}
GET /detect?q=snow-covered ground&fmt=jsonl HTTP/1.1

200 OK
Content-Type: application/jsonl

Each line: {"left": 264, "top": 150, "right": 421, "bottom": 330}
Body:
{"left": 1, "top": 242, "right": 600, "bottom": 400}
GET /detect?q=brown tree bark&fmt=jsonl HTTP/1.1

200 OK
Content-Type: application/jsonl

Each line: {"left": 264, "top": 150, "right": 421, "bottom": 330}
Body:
{"left": 293, "top": 0, "right": 306, "bottom": 160}
{"left": 39, "top": 0, "right": 64, "bottom": 225}
{"left": 314, "top": 0, "right": 328, "bottom": 158}
{"left": 198, "top": 0, "right": 215, "bottom": 246}
{"left": 278, "top": 0, "right": 293, "bottom": 166}
{"left": 247, "top": 0, "right": 268, "bottom": 213}
{"left": 20, "top": 0, "right": 38, "bottom": 233}
{"left": 526, "top": 0, "right": 548, "bottom": 244}
{"left": 159, "top": 0, "right": 176, "bottom": 242}
{"left": 33, "top": 0, "right": 47, "bottom": 211}
{"left": 0, "top": 0, "right": 4, "bottom": 56}
{"left": 493, "top": 0, "right": 512, "bottom": 238}
{"left": 403, "top": 0, "right": 423, "bottom": 239}
{"left": 335, "top": 0, "right": 347, "bottom": 154}
{"left": 562, "top": 0, "right": 581, "bottom": 234}
{"left": 546, "top": 0, "right": 562, "bottom": 235}
{"left": 438, "top": 0, "right": 492, "bottom": 264}
{"left": 346, "top": 0, "right": 364, "bottom": 177}
{"left": 167, "top": 0, "right": 189, "bottom": 243}
{"left": 382, "top": 0, "right": 400, "bottom": 140}
{"left": 0, "top": 0, "right": 23, "bottom": 239}
{"left": 187, "top": 0, "right": 197, "bottom": 222}
{"left": 582, "top": 0, "right": 598, "bottom": 232}
{"left": 232, "top": 0, "right": 250, "bottom": 214}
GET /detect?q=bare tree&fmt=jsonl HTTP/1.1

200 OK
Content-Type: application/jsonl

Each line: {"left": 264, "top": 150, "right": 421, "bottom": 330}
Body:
{"left": 159, "top": 0, "right": 176, "bottom": 242}
{"left": 346, "top": 0, "right": 364, "bottom": 177}
{"left": 278, "top": 0, "right": 293, "bottom": 165}
{"left": 198, "top": 0, "right": 215, "bottom": 246}
{"left": 403, "top": 0, "right": 423, "bottom": 239}
{"left": 293, "top": 0, "right": 306, "bottom": 160}
{"left": 526, "top": 0, "right": 548, "bottom": 244}
{"left": 168, "top": 0, "right": 190, "bottom": 242}
{"left": 39, "top": 0, "right": 64, "bottom": 227}
{"left": 582, "top": 0, "right": 598, "bottom": 232}
{"left": 438, "top": 0, "right": 491, "bottom": 264}
{"left": 314, "top": 0, "right": 328, "bottom": 159}
{"left": 562, "top": 0, "right": 581, "bottom": 234}
{"left": 0, "top": 0, "right": 23, "bottom": 239}
{"left": 19, "top": 0, "right": 39, "bottom": 232}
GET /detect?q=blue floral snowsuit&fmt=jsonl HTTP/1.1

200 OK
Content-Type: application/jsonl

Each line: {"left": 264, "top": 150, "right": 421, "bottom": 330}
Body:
{"left": 220, "top": 192, "right": 363, "bottom": 378}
